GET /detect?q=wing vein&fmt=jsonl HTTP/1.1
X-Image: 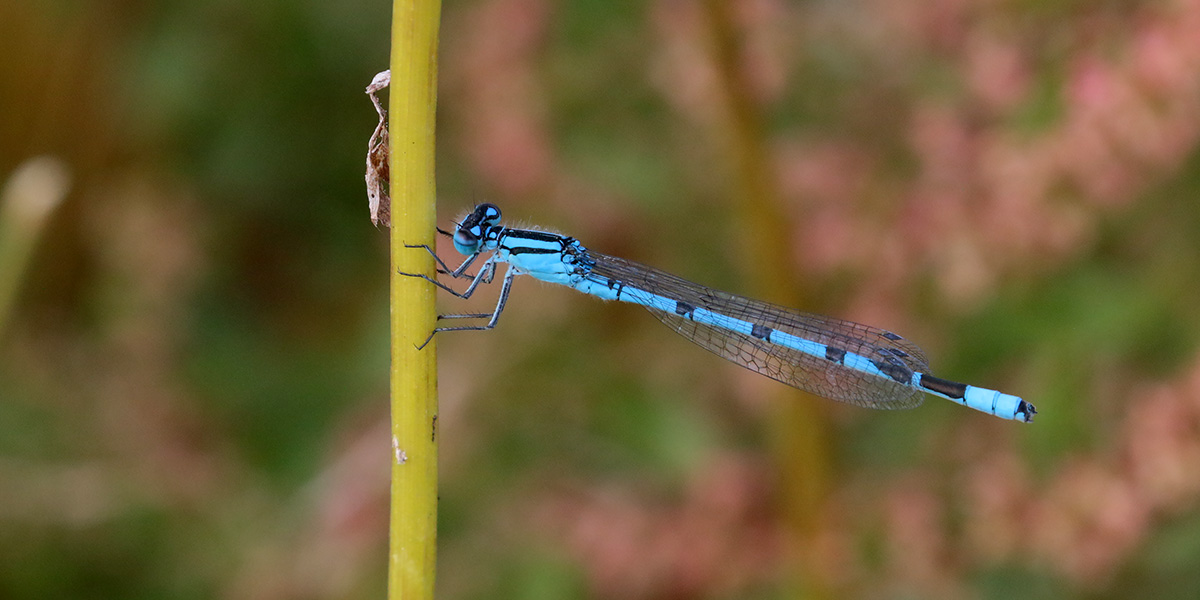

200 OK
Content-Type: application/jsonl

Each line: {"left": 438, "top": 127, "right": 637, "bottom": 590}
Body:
{"left": 587, "top": 252, "right": 929, "bottom": 409}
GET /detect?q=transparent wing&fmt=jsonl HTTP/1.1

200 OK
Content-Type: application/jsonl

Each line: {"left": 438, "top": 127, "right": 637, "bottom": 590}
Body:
{"left": 587, "top": 252, "right": 930, "bottom": 410}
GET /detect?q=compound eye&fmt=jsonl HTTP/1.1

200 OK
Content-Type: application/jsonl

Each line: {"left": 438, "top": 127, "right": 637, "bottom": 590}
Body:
{"left": 454, "top": 229, "right": 480, "bottom": 253}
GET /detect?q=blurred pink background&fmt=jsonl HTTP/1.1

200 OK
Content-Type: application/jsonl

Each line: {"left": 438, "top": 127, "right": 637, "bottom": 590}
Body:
{"left": 4, "top": 0, "right": 1200, "bottom": 598}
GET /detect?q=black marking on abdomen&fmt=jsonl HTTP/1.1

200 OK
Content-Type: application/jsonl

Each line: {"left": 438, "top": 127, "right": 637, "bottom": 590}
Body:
{"left": 750, "top": 323, "right": 773, "bottom": 340}
{"left": 873, "top": 360, "right": 913, "bottom": 384}
{"left": 919, "top": 374, "right": 967, "bottom": 399}
{"left": 881, "top": 331, "right": 903, "bottom": 341}
{"left": 674, "top": 301, "right": 696, "bottom": 319}
{"left": 825, "top": 347, "right": 846, "bottom": 363}
{"left": 606, "top": 278, "right": 623, "bottom": 300}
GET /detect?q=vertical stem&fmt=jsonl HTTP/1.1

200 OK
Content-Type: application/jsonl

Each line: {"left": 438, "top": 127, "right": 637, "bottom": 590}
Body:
{"left": 0, "top": 157, "right": 70, "bottom": 336}
{"left": 388, "top": 1, "right": 442, "bottom": 599}
{"left": 701, "top": 2, "right": 834, "bottom": 598}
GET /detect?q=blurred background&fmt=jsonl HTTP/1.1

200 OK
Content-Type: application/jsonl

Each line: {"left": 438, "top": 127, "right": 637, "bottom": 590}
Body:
{"left": 5, "top": 0, "right": 1200, "bottom": 598}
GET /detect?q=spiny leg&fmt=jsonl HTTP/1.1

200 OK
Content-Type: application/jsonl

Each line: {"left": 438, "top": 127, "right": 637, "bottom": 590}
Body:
{"left": 403, "top": 242, "right": 482, "bottom": 278}
{"left": 399, "top": 254, "right": 498, "bottom": 299}
{"left": 415, "top": 265, "right": 517, "bottom": 349}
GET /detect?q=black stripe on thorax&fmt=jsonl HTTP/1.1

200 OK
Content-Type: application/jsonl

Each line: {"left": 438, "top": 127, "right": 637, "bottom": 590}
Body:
{"left": 501, "top": 230, "right": 571, "bottom": 255}
{"left": 506, "top": 246, "right": 562, "bottom": 255}
{"left": 509, "top": 229, "right": 567, "bottom": 243}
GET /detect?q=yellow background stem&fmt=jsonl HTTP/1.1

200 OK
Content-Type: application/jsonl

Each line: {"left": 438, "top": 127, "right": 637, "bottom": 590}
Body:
{"left": 702, "top": 2, "right": 834, "bottom": 598}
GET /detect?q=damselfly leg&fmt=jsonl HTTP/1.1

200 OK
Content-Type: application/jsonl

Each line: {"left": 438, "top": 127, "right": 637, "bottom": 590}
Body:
{"left": 399, "top": 239, "right": 516, "bottom": 349}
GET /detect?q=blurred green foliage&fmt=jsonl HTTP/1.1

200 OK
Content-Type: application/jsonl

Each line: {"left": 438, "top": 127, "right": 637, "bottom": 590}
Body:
{"left": 4, "top": 0, "right": 1200, "bottom": 598}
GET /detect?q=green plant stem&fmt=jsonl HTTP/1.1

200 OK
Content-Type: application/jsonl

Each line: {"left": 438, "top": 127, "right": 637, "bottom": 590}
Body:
{"left": 388, "top": 1, "right": 442, "bottom": 598}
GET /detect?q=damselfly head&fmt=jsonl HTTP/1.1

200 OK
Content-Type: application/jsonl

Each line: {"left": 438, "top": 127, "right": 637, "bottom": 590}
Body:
{"left": 459, "top": 203, "right": 501, "bottom": 229}
{"left": 453, "top": 203, "right": 504, "bottom": 255}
